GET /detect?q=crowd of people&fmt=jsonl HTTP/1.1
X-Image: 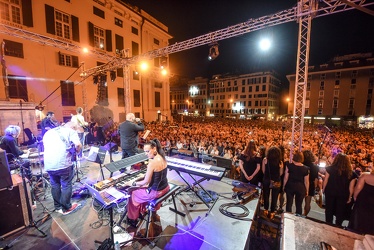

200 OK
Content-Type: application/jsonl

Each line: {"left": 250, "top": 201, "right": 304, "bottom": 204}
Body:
{"left": 3, "top": 114, "right": 373, "bottom": 234}
{"left": 137, "top": 118, "right": 374, "bottom": 234}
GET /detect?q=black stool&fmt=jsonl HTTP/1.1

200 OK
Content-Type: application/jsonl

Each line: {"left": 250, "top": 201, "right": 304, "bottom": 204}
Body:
{"left": 143, "top": 183, "right": 185, "bottom": 239}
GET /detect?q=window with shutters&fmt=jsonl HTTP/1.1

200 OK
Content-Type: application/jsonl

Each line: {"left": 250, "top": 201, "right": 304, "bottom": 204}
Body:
{"left": 134, "top": 90, "right": 141, "bottom": 107}
{"left": 0, "top": 0, "right": 21, "bottom": 24}
{"left": 114, "top": 17, "right": 122, "bottom": 27}
{"left": 93, "top": 6, "right": 104, "bottom": 18}
{"left": 8, "top": 74, "right": 28, "bottom": 101}
{"left": 61, "top": 80, "right": 75, "bottom": 106}
{"left": 131, "top": 26, "right": 138, "bottom": 35}
{"left": 55, "top": 9, "right": 70, "bottom": 39}
{"left": 3, "top": 39, "right": 24, "bottom": 58}
{"left": 94, "top": 25, "right": 105, "bottom": 49}
{"left": 117, "top": 88, "right": 125, "bottom": 107}
{"left": 58, "top": 52, "right": 79, "bottom": 68}
{"left": 155, "top": 92, "right": 160, "bottom": 107}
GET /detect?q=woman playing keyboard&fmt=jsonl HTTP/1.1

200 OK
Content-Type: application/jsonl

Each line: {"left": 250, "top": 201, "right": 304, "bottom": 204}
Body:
{"left": 126, "top": 138, "right": 170, "bottom": 227}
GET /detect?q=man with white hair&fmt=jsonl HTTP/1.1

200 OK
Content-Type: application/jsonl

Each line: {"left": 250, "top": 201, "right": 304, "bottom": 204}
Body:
{"left": 43, "top": 121, "right": 82, "bottom": 215}
{"left": 118, "top": 113, "right": 144, "bottom": 159}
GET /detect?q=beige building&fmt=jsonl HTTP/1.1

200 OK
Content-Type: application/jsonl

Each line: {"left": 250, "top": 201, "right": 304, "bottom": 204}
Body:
{"left": 0, "top": 0, "right": 172, "bottom": 130}
{"left": 287, "top": 53, "right": 374, "bottom": 127}
{"left": 208, "top": 72, "right": 283, "bottom": 120}
{"left": 186, "top": 77, "right": 209, "bottom": 116}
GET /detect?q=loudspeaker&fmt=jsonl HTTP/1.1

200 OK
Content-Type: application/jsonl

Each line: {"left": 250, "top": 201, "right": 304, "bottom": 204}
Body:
{"left": 0, "top": 175, "right": 30, "bottom": 238}
{"left": 86, "top": 146, "right": 107, "bottom": 164}
{"left": 104, "top": 142, "right": 118, "bottom": 152}
{"left": 0, "top": 149, "right": 12, "bottom": 189}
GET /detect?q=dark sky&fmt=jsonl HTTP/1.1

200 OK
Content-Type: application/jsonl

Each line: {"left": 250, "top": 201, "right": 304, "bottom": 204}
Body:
{"left": 124, "top": 0, "right": 374, "bottom": 80}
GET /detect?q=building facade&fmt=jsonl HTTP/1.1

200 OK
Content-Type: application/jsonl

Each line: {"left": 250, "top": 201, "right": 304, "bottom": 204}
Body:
{"left": 186, "top": 77, "right": 209, "bottom": 116}
{"left": 0, "top": 0, "right": 172, "bottom": 131}
{"left": 208, "top": 72, "right": 282, "bottom": 119}
{"left": 287, "top": 53, "right": 374, "bottom": 127}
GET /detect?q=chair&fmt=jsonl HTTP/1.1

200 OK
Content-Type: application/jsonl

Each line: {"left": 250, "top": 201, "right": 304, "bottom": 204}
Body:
{"left": 142, "top": 183, "right": 185, "bottom": 239}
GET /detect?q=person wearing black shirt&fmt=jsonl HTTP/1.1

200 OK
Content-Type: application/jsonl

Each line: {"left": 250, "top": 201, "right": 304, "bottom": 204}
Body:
{"left": 118, "top": 113, "right": 144, "bottom": 159}
{"left": 126, "top": 139, "right": 170, "bottom": 227}
{"left": 41, "top": 111, "right": 59, "bottom": 136}
{"left": 0, "top": 125, "right": 32, "bottom": 179}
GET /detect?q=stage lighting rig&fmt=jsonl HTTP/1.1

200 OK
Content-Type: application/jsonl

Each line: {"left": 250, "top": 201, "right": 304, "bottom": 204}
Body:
{"left": 208, "top": 43, "right": 219, "bottom": 61}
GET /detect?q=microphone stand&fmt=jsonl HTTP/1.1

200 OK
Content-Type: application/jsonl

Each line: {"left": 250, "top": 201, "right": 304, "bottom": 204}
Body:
{"left": 317, "top": 130, "right": 330, "bottom": 165}
{"left": 108, "top": 133, "right": 115, "bottom": 178}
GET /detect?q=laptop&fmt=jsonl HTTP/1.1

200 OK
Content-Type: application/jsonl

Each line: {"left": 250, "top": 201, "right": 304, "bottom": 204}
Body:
{"left": 84, "top": 183, "right": 129, "bottom": 206}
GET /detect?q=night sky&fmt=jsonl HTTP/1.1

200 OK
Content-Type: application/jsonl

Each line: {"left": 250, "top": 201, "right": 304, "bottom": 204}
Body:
{"left": 124, "top": 0, "right": 374, "bottom": 81}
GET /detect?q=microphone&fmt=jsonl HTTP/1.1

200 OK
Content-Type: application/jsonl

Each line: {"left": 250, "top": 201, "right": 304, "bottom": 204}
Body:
{"left": 324, "top": 125, "right": 332, "bottom": 133}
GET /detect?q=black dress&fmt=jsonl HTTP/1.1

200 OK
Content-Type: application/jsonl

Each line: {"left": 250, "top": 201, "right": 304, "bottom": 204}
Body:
{"left": 324, "top": 168, "right": 357, "bottom": 226}
{"left": 284, "top": 162, "right": 309, "bottom": 215}
{"left": 239, "top": 154, "right": 262, "bottom": 186}
{"left": 349, "top": 182, "right": 374, "bottom": 234}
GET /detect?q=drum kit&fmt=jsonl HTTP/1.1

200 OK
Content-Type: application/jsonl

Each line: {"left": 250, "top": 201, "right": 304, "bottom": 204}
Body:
{"left": 27, "top": 140, "right": 50, "bottom": 193}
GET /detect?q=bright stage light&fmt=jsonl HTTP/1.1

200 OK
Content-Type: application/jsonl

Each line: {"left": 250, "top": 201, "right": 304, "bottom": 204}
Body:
{"left": 259, "top": 38, "right": 271, "bottom": 51}
{"left": 140, "top": 62, "right": 148, "bottom": 71}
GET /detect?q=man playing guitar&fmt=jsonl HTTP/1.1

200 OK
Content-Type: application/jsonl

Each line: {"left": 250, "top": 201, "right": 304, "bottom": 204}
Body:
{"left": 70, "top": 107, "right": 88, "bottom": 157}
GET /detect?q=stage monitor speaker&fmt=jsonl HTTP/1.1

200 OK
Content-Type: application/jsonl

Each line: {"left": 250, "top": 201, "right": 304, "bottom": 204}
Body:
{"left": 0, "top": 175, "right": 30, "bottom": 238}
{"left": 104, "top": 142, "right": 118, "bottom": 152}
{"left": 86, "top": 146, "right": 107, "bottom": 164}
{"left": 213, "top": 156, "right": 233, "bottom": 170}
{"left": 0, "top": 149, "right": 13, "bottom": 189}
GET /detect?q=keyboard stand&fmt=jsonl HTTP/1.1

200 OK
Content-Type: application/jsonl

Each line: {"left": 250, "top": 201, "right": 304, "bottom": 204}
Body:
{"left": 94, "top": 200, "right": 116, "bottom": 249}
{"left": 173, "top": 169, "right": 217, "bottom": 209}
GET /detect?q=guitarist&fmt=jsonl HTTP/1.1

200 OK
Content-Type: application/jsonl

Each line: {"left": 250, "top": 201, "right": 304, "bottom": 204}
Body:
{"left": 70, "top": 107, "right": 88, "bottom": 158}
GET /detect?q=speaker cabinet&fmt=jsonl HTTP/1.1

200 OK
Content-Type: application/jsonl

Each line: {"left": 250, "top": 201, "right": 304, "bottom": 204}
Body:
{"left": 0, "top": 149, "right": 12, "bottom": 189}
{"left": 0, "top": 175, "right": 31, "bottom": 238}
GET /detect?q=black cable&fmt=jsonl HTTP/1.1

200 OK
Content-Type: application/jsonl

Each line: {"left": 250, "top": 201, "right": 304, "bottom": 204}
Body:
{"left": 219, "top": 202, "right": 252, "bottom": 221}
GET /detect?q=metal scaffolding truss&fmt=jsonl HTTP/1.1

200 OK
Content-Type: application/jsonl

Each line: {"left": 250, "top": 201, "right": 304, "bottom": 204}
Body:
{"left": 0, "top": 24, "right": 115, "bottom": 62}
{"left": 82, "top": 0, "right": 374, "bottom": 76}
{"left": 1, "top": 0, "right": 374, "bottom": 146}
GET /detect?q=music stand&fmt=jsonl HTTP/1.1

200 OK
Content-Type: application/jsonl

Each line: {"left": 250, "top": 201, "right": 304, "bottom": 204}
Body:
{"left": 86, "top": 146, "right": 107, "bottom": 180}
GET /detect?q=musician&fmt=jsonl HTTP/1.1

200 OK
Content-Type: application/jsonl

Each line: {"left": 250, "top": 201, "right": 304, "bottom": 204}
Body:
{"left": 126, "top": 138, "right": 170, "bottom": 227}
{"left": 41, "top": 111, "right": 59, "bottom": 136}
{"left": 70, "top": 107, "right": 88, "bottom": 157}
{"left": 0, "top": 125, "right": 32, "bottom": 178}
{"left": 118, "top": 113, "right": 144, "bottom": 159}
{"left": 43, "top": 121, "right": 82, "bottom": 215}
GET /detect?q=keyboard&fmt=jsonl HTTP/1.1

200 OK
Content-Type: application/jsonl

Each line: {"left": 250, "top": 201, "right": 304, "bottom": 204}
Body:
{"left": 104, "top": 153, "right": 148, "bottom": 173}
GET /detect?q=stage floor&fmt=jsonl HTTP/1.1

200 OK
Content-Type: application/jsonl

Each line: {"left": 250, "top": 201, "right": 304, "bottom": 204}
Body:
{"left": 0, "top": 150, "right": 260, "bottom": 250}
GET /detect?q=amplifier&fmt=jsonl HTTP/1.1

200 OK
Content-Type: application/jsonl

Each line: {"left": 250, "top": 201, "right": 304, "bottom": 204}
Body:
{"left": 0, "top": 174, "right": 31, "bottom": 238}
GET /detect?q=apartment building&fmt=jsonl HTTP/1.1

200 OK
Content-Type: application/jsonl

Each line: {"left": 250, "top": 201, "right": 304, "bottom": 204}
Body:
{"left": 208, "top": 72, "right": 282, "bottom": 119}
{"left": 0, "top": 0, "right": 172, "bottom": 126}
{"left": 287, "top": 53, "right": 374, "bottom": 127}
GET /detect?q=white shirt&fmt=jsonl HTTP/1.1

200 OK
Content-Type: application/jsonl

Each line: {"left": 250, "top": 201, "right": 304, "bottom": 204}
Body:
{"left": 43, "top": 126, "right": 80, "bottom": 171}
